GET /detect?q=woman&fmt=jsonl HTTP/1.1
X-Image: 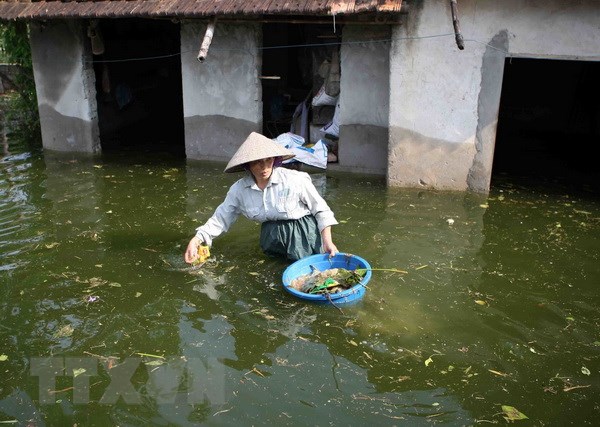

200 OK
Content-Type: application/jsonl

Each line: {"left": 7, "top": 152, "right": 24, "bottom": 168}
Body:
{"left": 184, "top": 132, "right": 339, "bottom": 263}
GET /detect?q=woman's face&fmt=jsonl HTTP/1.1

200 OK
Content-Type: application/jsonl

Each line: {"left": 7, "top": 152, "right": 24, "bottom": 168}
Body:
{"left": 249, "top": 157, "right": 275, "bottom": 182}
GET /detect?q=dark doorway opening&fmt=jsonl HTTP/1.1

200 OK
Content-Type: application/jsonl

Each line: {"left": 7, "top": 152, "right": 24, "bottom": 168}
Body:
{"left": 93, "top": 19, "right": 184, "bottom": 158}
{"left": 493, "top": 58, "right": 600, "bottom": 195}
{"left": 261, "top": 22, "right": 340, "bottom": 158}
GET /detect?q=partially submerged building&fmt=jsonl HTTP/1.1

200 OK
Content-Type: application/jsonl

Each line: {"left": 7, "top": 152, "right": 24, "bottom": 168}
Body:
{"left": 0, "top": 0, "right": 598, "bottom": 192}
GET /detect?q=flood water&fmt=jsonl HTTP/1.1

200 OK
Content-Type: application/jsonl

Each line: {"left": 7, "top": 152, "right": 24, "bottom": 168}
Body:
{"left": 1, "top": 139, "right": 599, "bottom": 425}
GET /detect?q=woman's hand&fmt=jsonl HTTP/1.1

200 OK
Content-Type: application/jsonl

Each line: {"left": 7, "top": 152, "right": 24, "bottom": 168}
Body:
{"left": 321, "top": 226, "right": 338, "bottom": 258}
{"left": 184, "top": 236, "right": 201, "bottom": 264}
{"left": 323, "top": 240, "right": 338, "bottom": 258}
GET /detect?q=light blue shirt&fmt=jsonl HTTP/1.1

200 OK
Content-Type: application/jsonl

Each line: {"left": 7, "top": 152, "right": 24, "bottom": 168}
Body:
{"left": 195, "top": 168, "right": 338, "bottom": 246}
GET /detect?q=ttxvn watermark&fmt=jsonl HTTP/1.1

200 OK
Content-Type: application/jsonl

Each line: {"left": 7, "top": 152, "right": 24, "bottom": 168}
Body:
{"left": 29, "top": 356, "right": 225, "bottom": 405}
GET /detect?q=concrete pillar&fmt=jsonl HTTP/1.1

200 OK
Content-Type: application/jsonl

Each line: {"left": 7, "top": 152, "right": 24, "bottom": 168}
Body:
{"left": 181, "top": 21, "right": 262, "bottom": 163}
{"left": 337, "top": 25, "right": 390, "bottom": 176}
{"left": 29, "top": 20, "right": 100, "bottom": 153}
{"left": 388, "top": 3, "right": 480, "bottom": 192}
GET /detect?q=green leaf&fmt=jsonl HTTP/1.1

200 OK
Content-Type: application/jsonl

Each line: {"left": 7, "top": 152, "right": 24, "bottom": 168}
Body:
{"left": 424, "top": 357, "right": 433, "bottom": 367}
{"left": 0, "top": 354, "right": 8, "bottom": 362}
{"left": 73, "top": 368, "right": 86, "bottom": 377}
{"left": 501, "top": 405, "right": 529, "bottom": 421}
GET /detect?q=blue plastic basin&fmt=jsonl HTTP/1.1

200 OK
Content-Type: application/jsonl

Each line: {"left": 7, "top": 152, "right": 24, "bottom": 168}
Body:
{"left": 282, "top": 253, "right": 372, "bottom": 305}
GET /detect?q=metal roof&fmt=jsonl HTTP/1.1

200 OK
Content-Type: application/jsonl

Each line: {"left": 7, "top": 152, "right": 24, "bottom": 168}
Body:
{"left": 0, "top": 0, "right": 404, "bottom": 21}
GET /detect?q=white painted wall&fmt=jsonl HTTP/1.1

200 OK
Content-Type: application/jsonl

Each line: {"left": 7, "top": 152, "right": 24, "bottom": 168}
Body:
{"left": 29, "top": 20, "right": 99, "bottom": 153}
{"left": 181, "top": 21, "right": 262, "bottom": 161}
{"left": 389, "top": 0, "right": 600, "bottom": 192}
{"left": 334, "top": 25, "right": 390, "bottom": 175}
{"left": 340, "top": 26, "right": 390, "bottom": 128}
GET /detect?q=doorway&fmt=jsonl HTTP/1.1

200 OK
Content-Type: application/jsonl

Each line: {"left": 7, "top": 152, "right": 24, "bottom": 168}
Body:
{"left": 261, "top": 22, "right": 341, "bottom": 164}
{"left": 493, "top": 58, "right": 599, "bottom": 195}
{"left": 93, "top": 19, "right": 185, "bottom": 157}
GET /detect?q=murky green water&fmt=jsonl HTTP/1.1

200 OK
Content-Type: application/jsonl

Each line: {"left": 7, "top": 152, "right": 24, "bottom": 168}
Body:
{"left": 1, "top": 140, "right": 599, "bottom": 425}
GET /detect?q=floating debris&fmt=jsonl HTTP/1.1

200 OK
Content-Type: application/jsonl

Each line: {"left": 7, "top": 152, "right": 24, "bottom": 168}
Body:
{"left": 53, "top": 324, "right": 74, "bottom": 338}
{"left": 192, "top": 244, "right": 210, "bottom": 266}
{"left": 501, "top": 405, "right": 528, "bottom": 422}
{"left": 85, "top": 295, "right": 100, "bottom": 303}
{"left": 289, "top": 267, "right": 366, "bottom": 295}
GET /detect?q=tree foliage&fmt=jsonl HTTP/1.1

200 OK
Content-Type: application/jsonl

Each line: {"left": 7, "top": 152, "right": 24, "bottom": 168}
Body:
{"left": 0, "top": 20, "right": 41, "bottom": 142}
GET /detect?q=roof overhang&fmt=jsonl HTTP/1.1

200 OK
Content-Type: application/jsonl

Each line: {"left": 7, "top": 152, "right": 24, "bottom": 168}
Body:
{"left": 0, "top": 0, "right": 404, "bottom": 23}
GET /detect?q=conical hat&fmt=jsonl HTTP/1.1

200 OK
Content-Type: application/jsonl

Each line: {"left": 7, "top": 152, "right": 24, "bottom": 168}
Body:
{"left": 224, "top": 132, "right": 295, "bottom": 173}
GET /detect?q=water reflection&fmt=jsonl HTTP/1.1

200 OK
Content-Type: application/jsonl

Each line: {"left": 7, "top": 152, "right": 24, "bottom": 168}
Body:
{"left": 0, "top": 145, "right": 599, "bottom": 425}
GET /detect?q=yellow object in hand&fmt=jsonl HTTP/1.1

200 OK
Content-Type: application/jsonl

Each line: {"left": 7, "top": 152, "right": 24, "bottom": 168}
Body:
{"left": 193, "top": 244, "right": 210, "bottom": 265}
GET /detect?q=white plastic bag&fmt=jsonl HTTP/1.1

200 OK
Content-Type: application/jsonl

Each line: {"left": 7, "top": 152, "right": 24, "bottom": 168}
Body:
{"left": 320, "top": 99, "right": 340, "bottom": 138}
{"left": 274, "top": 133, "right": 328, "bottom": 169}
{"left": 275, "top": 132, "right": 304, "bottom": 153}
{"left": 311, "top": 84, "right": 338, "bottom": 107}
{"left": 292, "top": 140, "right": 328, "bottom": 169}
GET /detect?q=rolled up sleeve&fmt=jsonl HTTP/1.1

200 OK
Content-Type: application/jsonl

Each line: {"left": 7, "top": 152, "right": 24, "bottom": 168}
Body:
{"left": 300, "top": 174, "right": 338, "bottom": 232}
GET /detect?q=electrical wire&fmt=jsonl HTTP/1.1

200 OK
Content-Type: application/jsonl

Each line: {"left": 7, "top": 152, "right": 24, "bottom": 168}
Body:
{"left": 87, "top": 32, "right": 510, "bottom": 64}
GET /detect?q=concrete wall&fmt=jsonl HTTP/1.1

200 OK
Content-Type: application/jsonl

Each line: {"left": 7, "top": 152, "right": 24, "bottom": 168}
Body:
{"left": 29, "top": 20, "right": 100, "bottom": 153}
{"left": 389, "top": 0, "right": 600, "bottom": 192}
{"left": 336, "top": 25, "right": 390, "bottom": 176}
{"left": 181, "top": 21, "right": 262, "bottom": 162}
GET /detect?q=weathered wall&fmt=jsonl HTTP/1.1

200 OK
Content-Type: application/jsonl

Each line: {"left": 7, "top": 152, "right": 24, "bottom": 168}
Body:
{"left": 181, "top": 21, "right": 262, "bottom": 162}
{"left": 389, "top": 0, "right": 600, "bottom": 192}
{"left": 336, "top": 25, "right": 390, "bottom": 176}
{"left": 29, "top": 20, "right": 100, "bottom": 153}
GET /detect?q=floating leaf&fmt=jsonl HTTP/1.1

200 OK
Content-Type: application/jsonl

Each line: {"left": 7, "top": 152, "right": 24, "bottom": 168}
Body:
{"left": 144, "top": 360, "right": 164, "bottom": 366}
{"left": 45, "top": 242, "right": 60, "bottom": 249}
{"left": 73, "top": 368, "right": 86, "bottom": 377}
{"left": 581, "top": 366, "right": 591, "bottom": 376}
{"left": 0, "top": 354, "right": 8, "bottom": 362}
{"left": 54, "top": 325, "right": 74, "bottom": 338}
{"left": 135, "top": 292, "right": 142, "bottom": 298}
{"left": 475, "top": 300, "right": 487, "bottom": 306}
{"left": 566, "top": 316, "right": 575, "bottom": 321}
{"left": 424, "top": 357, "right": 433, "bottom": 367}
{"left": 489, "top": 369, "right": 508, "bottom": 377}
{"left": 501, "top": 405, "right": 528, "bottom": 421}
{"left": 348, "top": 340, "right": 358, "bottom": 347}
{"left": 248, "top": 272, "right": 260, "bottom": 276}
